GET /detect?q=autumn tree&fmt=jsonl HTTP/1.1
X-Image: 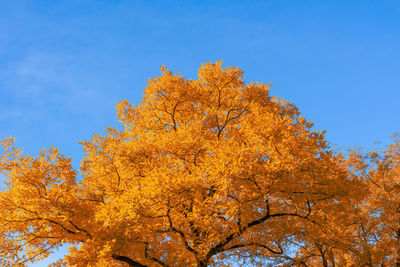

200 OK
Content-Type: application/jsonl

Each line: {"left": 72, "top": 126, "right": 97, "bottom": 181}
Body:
{"left": 339, "top": 135, "right": 400, "bottom": 266}
{"left": 286, "top": 135, "right": 400, "bottom": 267}
{"left": 0, "top": 61, "right": 361, "bottom": 266}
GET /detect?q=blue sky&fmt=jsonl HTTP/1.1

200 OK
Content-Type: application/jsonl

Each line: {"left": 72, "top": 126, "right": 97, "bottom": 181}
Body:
{"left": 1, "top": 0, "right": 399, "bottom": 265}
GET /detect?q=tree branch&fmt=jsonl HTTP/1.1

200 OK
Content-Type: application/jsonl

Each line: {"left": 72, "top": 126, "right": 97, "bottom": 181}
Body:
{"left": 111, "top": 255, "right": 148, "bottom": 267}
{"left": 144, "top": 242, "right": 169, "bottom": 267}
{"left": 224, "top": 242, "right": 283, "bottom": 255}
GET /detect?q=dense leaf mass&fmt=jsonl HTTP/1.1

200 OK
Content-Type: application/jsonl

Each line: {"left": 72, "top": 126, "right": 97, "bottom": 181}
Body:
{"left": 0, "top": 62, "right": 396, "bottom": 266}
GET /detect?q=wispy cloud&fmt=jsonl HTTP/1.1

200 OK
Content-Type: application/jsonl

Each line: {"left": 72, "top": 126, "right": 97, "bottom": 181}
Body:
{"left": 0, "top": 51, "right": 114, "bottom": 148}
{"left": 14, "top": 53, "right": 73, "bottom": 96}
{"left": 2, "top": 51, "right": 108, "bottom": 117}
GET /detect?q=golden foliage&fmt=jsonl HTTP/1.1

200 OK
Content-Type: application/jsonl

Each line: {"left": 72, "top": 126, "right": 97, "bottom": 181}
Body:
{"left": 0, "top": 61, "right": 383, "bottom": 266}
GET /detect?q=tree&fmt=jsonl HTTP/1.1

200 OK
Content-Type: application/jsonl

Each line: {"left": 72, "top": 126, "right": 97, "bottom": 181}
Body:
{"left": 341, "top": 135, "right": 400, "bottom": 266}
{"left": 288, "top": 135, "right": 400, "bottom": 266}
{"left": 0, "top": 61, "right": 360, "bottom": 266}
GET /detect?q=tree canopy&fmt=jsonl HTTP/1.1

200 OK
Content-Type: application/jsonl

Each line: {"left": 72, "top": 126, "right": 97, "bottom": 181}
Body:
{"left": 0, "top": 61, "right": 396, "bottom": 266}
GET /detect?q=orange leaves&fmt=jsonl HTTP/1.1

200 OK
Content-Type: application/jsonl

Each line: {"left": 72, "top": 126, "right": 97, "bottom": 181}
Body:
{"left": 116, "top": 99, "right": 136, "bottom": 126}
{"left": 0, "top": 141, "right": 84, "bottom": 266}
{"left": 0, "top": 61, "right": 372, "bottom": 266}
{"left": 346, "top": 136, "right": 400, "bottom": 265}
{"left": 197, "top": 60, "right": 244, "bottom": 90}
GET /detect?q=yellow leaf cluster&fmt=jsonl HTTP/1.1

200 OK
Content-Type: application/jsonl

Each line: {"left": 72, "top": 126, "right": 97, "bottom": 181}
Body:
{"left": 0, "top": 61, "right": 384, "bottom": 266}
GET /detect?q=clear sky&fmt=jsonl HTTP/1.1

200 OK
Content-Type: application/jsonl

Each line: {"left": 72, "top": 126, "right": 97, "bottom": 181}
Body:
{"left": 1, "top": 0, "right": 399, "bottom": 265}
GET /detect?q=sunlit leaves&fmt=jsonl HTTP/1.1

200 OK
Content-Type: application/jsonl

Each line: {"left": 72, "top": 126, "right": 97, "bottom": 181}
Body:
{"left": 0, "top": 61, "right": 367, "bottom": 266}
